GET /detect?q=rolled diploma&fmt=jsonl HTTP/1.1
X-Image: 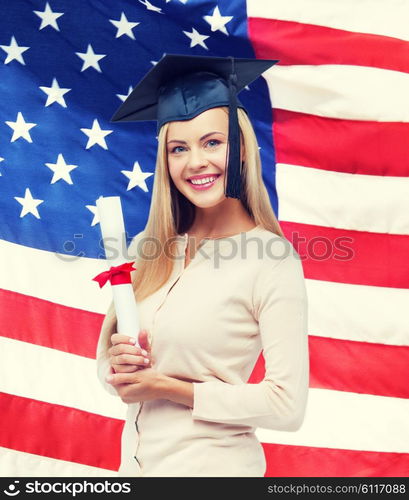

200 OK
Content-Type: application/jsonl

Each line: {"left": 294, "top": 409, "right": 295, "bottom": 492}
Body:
{"left": 96, "top": 196, "right": 141, "bottom": 348}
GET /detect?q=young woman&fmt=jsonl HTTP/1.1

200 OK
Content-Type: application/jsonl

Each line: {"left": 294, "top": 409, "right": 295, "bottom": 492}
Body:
{"left": 96, "top": 55, "right": 309, "bottom": 477}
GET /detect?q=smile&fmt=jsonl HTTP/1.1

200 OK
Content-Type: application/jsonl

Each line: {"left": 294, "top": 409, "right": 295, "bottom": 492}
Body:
{"left": 187, "top": 174, "right": 221, "bottom": 190}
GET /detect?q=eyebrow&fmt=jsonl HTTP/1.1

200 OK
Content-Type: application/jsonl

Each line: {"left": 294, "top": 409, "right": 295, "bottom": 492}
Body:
{"left": 166, "top": 131, "right": 225, "bottom": 145}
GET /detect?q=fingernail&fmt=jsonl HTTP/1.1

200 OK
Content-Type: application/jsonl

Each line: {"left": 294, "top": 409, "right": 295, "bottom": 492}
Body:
{"left": 106, "top": 375, "right": 114, "bottom": 382}
{"left": 144, "top": 358, "right": 149, "bottom": 364}
{"left": 141, "top": 349, "right": 148, "bottom": 356}
{"left": 128, "top": 338, "right": 137, "bottom": 345}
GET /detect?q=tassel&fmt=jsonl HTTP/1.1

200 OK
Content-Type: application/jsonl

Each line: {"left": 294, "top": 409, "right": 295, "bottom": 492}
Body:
{"left": 225, "top": 57, "right": 242, "bottom": 199}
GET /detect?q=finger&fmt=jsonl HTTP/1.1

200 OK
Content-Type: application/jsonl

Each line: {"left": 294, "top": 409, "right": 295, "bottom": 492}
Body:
{"left": 111, "top": 333, "right": 140, "bottom": 347}
{"left": 138, "top": 330, "right": 151, "bottom": 354}
{"left": 111, "top": 364, "right": 140, "bottom": 374}
{"left": 106, "top": 372, "right": 136, "bottom": 385}
{"left": 109, "top": 344, "right": 149, "bottom": 358}
{"left": 110, "top": 353, "right": 151, "bottom": 367}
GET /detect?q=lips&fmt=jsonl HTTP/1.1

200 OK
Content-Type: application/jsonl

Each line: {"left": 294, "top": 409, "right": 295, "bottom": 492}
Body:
{"left": 186, "top": 174, "right": 221, "bottom": 190}
{"left": 186, "top": 174, "right": 221, "bottom": 182}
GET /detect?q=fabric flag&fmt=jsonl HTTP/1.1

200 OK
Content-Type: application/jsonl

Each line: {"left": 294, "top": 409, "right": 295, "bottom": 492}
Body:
{"left": 0, "top": 0, "right": 408, "bottom": 477}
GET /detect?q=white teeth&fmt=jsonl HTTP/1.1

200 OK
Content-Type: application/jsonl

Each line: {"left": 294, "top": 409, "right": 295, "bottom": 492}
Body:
{"left": 190, "top": 176, "right": 217, "bottom": 185}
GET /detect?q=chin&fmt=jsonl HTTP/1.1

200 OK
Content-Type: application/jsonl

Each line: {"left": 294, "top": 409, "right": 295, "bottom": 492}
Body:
{"left": 184, "top": 189, "right": 226, "bottom": 208}
{"left": 191, "top": 198, "right": 226, "bottom": 209}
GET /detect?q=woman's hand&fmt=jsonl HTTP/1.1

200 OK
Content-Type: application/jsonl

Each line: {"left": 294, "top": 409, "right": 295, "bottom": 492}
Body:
{"left": 109, "top": 329, "right": 152, "bottom": 373}
{"left": 105, "top": 367, "right": 166, "bottom": 404}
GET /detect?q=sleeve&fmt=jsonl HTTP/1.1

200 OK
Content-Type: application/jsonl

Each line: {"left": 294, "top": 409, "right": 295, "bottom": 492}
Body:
{"left": 95, "top": 230, "right": 145, "bottom": 396}
{"left": 191, "top": 250, "right": 310, "bottom": 431}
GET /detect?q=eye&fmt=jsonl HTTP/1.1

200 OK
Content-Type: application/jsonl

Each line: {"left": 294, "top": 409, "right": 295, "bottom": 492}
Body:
{"left": 170, "top": 145, "right": 186, "bottom": 154}
{"left": 205, "top": 139, "right": 221, "bottom": 148}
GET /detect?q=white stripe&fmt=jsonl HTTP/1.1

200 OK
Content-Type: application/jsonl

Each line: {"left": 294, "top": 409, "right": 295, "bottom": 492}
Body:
{"left": 0, "top": 337, "right": 127, "bottom": 420}
{"left": 276, "top": 164, "right": 409, "bottom": 235}
{"left": 306, "top": 279, "right": 409, "bottom": 346}
{"left": 256, "top": 387, "right": 409, "bottom": 453}
{"left": 0, "top": 447, "right": 117, "bottom": 477}
{"left": 264, "top": 64, "right": 409, "bottom": 122}
{"left": 247, "top": 0, "right": 409, "bottom": 42}
{"left": 0, "top": 239, "right": 113, "bottom": 313}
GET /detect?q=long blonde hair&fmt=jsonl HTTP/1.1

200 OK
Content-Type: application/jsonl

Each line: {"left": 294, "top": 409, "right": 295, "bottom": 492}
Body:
{"left": 99, "top": 107, "right": 285, "bottom": 354}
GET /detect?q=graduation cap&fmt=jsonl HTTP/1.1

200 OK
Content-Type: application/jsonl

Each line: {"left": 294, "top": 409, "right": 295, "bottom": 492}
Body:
{"left": 111, "top": 54, "right": 279, "bottom": 199}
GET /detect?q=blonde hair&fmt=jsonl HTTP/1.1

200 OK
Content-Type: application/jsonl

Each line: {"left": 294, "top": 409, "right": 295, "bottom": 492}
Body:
{"left": 99, "top": 107, "right": 286, "bottom": 354}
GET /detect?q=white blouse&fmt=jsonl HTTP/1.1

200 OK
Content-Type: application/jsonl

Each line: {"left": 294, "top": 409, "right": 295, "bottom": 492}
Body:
{"left": 96, "top": 225, "right": 309, "bottom": 477}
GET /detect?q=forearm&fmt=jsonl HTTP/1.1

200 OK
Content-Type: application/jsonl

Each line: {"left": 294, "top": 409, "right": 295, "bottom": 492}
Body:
{"left": 158, "top": 374, "right": 194, "bottom": 408}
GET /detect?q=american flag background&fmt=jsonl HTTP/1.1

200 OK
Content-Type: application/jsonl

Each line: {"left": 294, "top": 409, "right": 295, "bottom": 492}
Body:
{"left": 0, "top": 0, "right": 408, "bottom": 477}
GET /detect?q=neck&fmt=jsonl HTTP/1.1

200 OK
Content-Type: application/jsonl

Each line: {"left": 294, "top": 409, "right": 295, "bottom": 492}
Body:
{"left": 189, "top": 199, "right": 255, "bottom": 238}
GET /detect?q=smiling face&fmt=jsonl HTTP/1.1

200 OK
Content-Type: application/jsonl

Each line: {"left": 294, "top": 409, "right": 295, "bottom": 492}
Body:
{"left": 166, "top": 107, "right": 234, "bottom": 209}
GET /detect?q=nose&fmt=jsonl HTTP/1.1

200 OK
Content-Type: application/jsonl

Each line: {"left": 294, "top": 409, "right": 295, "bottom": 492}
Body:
{"left": 187, "top": 146, "right": 208, "bottom": 169}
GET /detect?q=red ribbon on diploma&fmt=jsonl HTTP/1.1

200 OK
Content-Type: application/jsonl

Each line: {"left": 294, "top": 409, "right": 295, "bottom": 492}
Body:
{"left": 92, "top": 261, "right": 136, "bottom": 288}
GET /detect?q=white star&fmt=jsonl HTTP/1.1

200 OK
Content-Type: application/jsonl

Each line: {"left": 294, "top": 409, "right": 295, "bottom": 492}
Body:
{"left": 110, "top": 12, "right": 140, "bottom": 39}
{"left": 0, "top": 36, "right": 29, "bottom": 65}
{"left": 121, "top": 161, "right": 154, "bottom": 192}
{"left": 39, "top": 78, "right": 71, "bottom": 107}
{"left": 86, "top": 197, "right": 103, "bottom": 226}
{"left": 183, "top": 28, "right": 209, "bottom": 50}
{"left": 165, "top": 0, "right": 188, "bottom": 3}
{"left": 117, "top": 85, "right": 133, "bottom": 102}
{"left": 139, "top": 0, "right": 163, "bottom": 13}
{"left": 76, "top": 44, "right": 106, "bottom": 72}
{"left": 33, "top": 2, "right": 64, "bottom": 31}
{"left": 203, "top": 6, "right": 232, "bottom": 35}
{"left": 80, "top": 119, "right": 113, "bottom": 149}
{"left": 0, "top": 157, "right": 3, "bottom": 177}
{"left": 14, "top": 188, "right": 44, "bottom": 219}
{"left": 45, "top": 154, "right": 78, "bottom": 184}
{"left": 5, "top": 112, "right": 37, "bottom": 143}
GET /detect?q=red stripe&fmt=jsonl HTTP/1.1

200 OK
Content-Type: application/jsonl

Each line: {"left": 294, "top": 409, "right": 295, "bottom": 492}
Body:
{"left": 7, "top": 395, "right": 408, "bottom": 478}
{"left": 249, "top": 17, "right": 409, "bottom": 73}
{"left": 4, "top": 390, "right": 408, "bottom": 477}
{"left": 0, "top": 289, "right": 103, "bottom": 358}
{"left": 280, "top": 221, "right": 409, "bottom": 289}
{"left": 262, "top": 443, "right": 409, "bottom": 477}
{"left": 0, "top": 392, "right": 123, "bottom": 471}
{"left": 310, "top": 337, "right": 409, "bottom": 398}
{"left": 249, "top": 336, "right": 409, "bottom": 399}
{"left": 272, "top": 108, "right": 409, "bottom": 177}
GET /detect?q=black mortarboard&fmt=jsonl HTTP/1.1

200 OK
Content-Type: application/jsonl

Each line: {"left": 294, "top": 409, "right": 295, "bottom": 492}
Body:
{"left": 111, "top": 54, "right": 279, "bottom": 199}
